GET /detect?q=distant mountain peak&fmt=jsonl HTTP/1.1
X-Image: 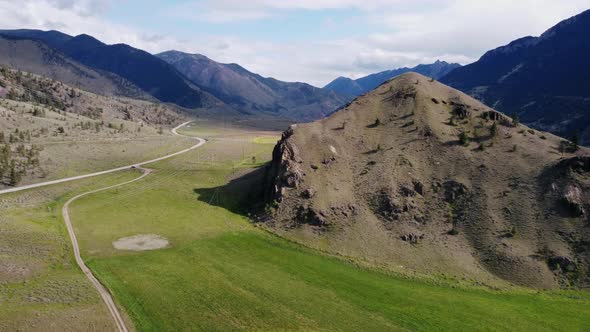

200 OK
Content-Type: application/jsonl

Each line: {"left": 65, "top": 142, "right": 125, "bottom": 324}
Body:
{"left": 324, "top": 61, "right": 461, "bottom": 98}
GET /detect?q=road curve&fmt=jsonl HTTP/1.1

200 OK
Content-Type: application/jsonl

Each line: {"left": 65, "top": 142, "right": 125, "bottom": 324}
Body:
{"left": 0, "top": 121, "right": 205, "bottom": 195}
{"left": 62, "top": 167, "right": 152, "bottom": 332}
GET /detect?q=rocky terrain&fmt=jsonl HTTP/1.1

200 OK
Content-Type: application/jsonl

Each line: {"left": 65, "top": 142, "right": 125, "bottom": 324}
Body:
{"left": 264, "top": 72, "right": 589, "bottom": 289}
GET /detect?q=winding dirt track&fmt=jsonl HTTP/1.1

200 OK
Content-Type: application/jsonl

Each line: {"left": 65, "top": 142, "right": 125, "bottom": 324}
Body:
{"left": 0, "top": 122, "right": 205, "bottom": 195}
{"left": 1, "top": 122, "right": 205, "bottom": 332}
{"left": 62, "top": 168, "right": 152, "bottom": 332}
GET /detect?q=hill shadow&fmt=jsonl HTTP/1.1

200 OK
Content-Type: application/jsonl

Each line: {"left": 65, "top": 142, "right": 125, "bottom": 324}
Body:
{"left": 193, "top": 166, "right": 267, "bottom": 216}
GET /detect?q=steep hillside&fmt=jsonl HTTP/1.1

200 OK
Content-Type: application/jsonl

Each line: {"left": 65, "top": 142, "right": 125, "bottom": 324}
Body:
{"left": 264, "top": 72, "right": 590, "bottom": 289}
{"left": 0, "top": 65, "right": 188, "bottom": 187}
{"left": 157, "top": 50, "right": 346, "bottom": 121}
{"left": 441, "top": 9, "right": 590, "bottom": 144}
{"left": 325, "top": 60, "right": 461, "bottom": 98}
{"left": 0, "top": 30, "right": 224, "bottom": 110}
{"left": 0, "top": 36, "right": 149, "bottom": 99}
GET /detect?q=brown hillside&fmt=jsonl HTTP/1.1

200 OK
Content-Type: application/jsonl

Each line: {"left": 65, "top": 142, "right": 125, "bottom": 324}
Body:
{"left": 264, "top": 72, "right": 590, "bottom": 289}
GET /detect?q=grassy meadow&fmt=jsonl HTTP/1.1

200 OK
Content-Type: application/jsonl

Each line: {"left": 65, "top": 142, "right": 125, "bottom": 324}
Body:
{"left": 60, "top": 122, "right": 590, "bottom": 331}
{"left": 0, "top": 170, "right": 142, "bottom": 331}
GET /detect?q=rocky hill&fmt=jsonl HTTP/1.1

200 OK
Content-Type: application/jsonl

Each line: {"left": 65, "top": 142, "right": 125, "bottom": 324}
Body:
{"left": 264, "top": 72, "right": 589, "bottom": 289}
{"left": 441, "top": 9, "right": 590, "bottom": 145}
{"left": 157, "top": 50, "right": 346, "bottom": 121}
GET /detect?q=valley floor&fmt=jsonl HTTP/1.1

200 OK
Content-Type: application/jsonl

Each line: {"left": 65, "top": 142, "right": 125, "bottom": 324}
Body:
{"left": 1, "top": 122, "right": 589, "bottom": 331}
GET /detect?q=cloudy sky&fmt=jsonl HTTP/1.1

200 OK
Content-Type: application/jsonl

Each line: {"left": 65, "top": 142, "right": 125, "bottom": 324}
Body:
{"left": 1, "top": 0, "right": 588, "bottom": 86}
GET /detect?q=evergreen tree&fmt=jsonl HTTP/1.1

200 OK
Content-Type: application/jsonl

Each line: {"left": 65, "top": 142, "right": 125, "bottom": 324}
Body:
{"left": 512, "top": 112, "right": 520, "bottom": 127}
{"left": 9, "top": 161, "right": 21, "bottom": 186}
{"left": 571, "top": 131, "right": 580, "bottom": 152}
{"left": 490, "top": 122, "right": 498, "bottom": 137}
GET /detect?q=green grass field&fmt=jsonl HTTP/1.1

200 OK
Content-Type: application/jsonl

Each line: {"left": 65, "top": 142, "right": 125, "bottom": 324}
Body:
{"left": 0, "top": 170, "right": 142, "bottom": 331}
{"left": 61, "top": 123, "right": 590, "bottom": 331}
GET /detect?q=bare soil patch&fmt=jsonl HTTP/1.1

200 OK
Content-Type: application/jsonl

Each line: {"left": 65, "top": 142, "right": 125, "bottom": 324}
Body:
{"left": 113, "top": 234, "right": 170, "bottom": 251}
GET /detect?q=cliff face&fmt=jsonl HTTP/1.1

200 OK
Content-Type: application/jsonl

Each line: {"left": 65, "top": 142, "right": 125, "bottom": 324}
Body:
{"left": 265, "top": 125, "right": 304, "bottom": 203}
{"left": 263, "top": 72, "right": 590, "bottom": 289}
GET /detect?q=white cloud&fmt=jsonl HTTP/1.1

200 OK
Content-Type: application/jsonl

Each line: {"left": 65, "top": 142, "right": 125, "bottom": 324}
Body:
{"left": 0, "top": 0, "right": 589, "bottom": 86}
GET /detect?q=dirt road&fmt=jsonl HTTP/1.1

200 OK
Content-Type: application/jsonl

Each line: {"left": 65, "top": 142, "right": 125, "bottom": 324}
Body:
{"left": 0, "top": 122, "right": 205, "bottom": 195}
{"left": 2, "top": 122, "right": 205, "bottom": 331}
{"left": 62, "top": 168, "right": 152, "bottom": 332}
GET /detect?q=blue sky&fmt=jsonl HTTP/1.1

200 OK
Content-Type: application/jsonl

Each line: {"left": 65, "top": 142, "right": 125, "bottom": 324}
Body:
{"left": 1, "top": 0, "right": 589, "bottom": 86}
{"left": 107, "top": 1, "right": 379, "bottom": 42}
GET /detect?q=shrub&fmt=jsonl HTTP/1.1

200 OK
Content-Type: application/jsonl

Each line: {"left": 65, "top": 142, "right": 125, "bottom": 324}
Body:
{"left": 458, "top": 132, "right": 469, "bottom": 146}
{"left": 510, "top": 225, "right": 518, "bottom": 237}
{"left": 473, "top": 127, "right": 481, "bottom": 140}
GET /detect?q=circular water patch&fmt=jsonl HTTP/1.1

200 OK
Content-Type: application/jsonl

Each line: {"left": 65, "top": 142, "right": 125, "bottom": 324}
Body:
{"left": 112, "top": 234, "right": 170, "bottom": 251}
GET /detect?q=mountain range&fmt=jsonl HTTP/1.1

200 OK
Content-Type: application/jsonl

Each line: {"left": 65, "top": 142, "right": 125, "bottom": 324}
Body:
{"left": 324, "top": 60, "right": 461, "bottom": 98}
{"left": 0, "top": 34, "right": 150, "bottom": 99}
{"left": 0, "top": 29, "right": 344, "bottom": 121}
{"left": 440, "top": 9, "right": 590, "bottom": 144}
{"left": 2, "top": 8, "right": 590, "bottom": 141}
{"left": 157, "top": 51, "right": 346, "bottom": 121}
{"left": 0, "top": 30, "right": 223, "bottom": 110}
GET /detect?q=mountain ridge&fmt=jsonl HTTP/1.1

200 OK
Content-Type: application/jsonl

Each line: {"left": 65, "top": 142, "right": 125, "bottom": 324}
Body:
{"left": 0, "top": 35, "right": 150, "bottom": 99}
{"left": 440, "top": 9, "right": 590, "bottom": 144}
{"left": 0, "top": 29, "right": 225, "bottom": 110}
{"left": 157, "top": 50, "right": 346, "bottom": 121}
{"left": 324, "top": 60, "right": 461, "bottom": 98}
